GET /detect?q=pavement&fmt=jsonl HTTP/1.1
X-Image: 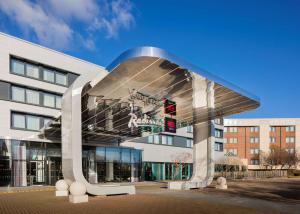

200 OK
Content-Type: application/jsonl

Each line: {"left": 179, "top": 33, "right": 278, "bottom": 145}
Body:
{"left": 0, "top": 178, "right": 299, "bottom": 214}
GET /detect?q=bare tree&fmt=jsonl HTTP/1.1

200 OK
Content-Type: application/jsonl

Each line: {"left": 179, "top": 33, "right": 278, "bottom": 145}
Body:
{"left": 260, "top": 145, "right": 299, "bottom": 169}
{"left": 171, "top": 152, "right": 192, "bottom": 180}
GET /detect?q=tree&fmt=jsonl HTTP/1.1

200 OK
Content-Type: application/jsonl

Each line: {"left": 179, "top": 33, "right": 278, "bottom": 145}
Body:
{"left": 260, "top": 145, "right": 299, "bottom": 169}
{"left": 171, "top": 152, "right": 192, "bottom": 180}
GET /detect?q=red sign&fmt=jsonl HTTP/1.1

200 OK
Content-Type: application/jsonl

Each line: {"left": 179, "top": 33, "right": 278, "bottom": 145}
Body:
{"left": 164, "top": 99, "right": 176, "bottom": 116}
{"left": 164, "top": 117, "right": 176, "bottom": 133}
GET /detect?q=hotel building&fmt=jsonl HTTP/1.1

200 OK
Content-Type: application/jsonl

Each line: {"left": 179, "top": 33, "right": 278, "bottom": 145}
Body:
{"left": 223, "top": 118, "right": 300, "bottom": 169}
{"left": 0, "top": 32, "right": 259, "bottom": 192}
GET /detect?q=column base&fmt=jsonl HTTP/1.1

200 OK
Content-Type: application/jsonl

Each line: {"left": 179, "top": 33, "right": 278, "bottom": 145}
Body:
{"left": 69, "top": 195, "right": 88, "bottom": 203}
{"left": 55, "top": 190, "right": 69, "bottom": 197}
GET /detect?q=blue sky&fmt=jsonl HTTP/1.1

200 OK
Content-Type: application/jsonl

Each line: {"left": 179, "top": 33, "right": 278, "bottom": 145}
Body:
{"left": 0, "top": 0, "right": 299, "bottom": 118}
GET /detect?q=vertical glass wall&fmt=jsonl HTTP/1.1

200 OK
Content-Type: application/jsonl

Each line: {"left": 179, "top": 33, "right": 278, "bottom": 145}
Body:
{"left": 0, "top": 139, "right": 63, "bottom": 187}
{"left": 82, "top": 146, "right": 142, "bottom": 183}
{"left": 143, "top": 162, "right": 192, "bottom": 181}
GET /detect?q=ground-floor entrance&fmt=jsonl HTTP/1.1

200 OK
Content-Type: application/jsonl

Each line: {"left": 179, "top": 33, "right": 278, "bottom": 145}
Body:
{"left": 143, "top": 162, "right": 193, "bottom": 181}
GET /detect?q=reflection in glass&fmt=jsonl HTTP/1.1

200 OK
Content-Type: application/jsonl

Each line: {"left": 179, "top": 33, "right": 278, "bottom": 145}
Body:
{"left": 26, "top": 64, "right": 39, "bottom": 78}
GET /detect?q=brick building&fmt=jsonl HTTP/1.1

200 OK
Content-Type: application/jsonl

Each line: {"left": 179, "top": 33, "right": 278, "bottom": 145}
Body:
{"left": 223, "top": 118, "right": 300, "bottom": 169}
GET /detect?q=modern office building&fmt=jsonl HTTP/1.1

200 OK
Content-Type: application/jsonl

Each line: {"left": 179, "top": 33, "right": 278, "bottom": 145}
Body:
{"left": 0, "top": 32, "right": 259, "bottom": 193}
{"left": 223, "top": 118, "right": 300, "bottom": 169}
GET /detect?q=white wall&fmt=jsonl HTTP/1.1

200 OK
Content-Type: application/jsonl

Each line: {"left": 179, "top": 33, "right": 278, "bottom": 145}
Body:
{"left": 0, "top": 33, "right": 108, "bottom": 142}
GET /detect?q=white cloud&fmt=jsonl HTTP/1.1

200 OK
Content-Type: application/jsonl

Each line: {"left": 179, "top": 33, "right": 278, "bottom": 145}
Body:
{"left": 90, "top": 0, "right": 135, "bottom": 38}
{"left": 45, "top": 0, "right": 99, "bottom": 22}
{"left": 0, "top": 0, "right": 135, "bottom": 50}
{"left": 0, "top": 0, "right": 73, "bottom": 49}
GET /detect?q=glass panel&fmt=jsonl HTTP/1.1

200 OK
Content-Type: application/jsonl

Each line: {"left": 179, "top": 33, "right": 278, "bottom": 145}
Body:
{"left": 55, "top": 72, "right": 67, "bottom": 85}
{"left": 96, "top": 147, "right": 105, "bottom": 161}
{"left": 121, "top": 148, "right": 131, "bottom": 163}
{"left": 154, "top": 135, "right": 159, "bottom": 144}
{"left": 167, "top": 136, "right": 173, "bottom": 145}
{"left": 26, "top": 115, "right": 40, "bottom": 130}
{"left": 161, "top": 135, "right": 167, "bottom": 145}
{"left": 26, "top": 89, "right": 40, "bottom": 105}
{"left": 43, "top": 69, "right": 55, "bottom": 82}
{"left": 55, "top": 96, "right": 62, "bottom": 108}
{"left": 148, "top": 135, "right": 153, "bottom": 143}
{"left": 43, "top": 93, "right": 55, "bottom": 107}
{"left": 12, "top": 86, "right": 25, "bottom": 102}
{"left": 26, "top": 64, "right": 39, "bottom": 79}
{"left": 0, "top": 139, "right": 11, "bottom": 186}
{"left": 12, "top": 113, "right": 25, "bottom": 129}
{"left": 105, "top": 147, "right": 120, "bottom": 162}
{"left": 11, "top": 59, "right": 25, "bottom": 75}
{"left": 43, "top": 118, "right": 52, "bottom": 127}
{"left": 131, "top": 150, "right": 140, "bottom": 163}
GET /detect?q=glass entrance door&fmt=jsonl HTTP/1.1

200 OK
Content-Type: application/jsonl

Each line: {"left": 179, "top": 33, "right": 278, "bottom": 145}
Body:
{"left": 45, "top": 157, "right": 62, "bottom": 186}
{"left": 29, "top": 161, "right": 44, "bottom": 185}
{"left": 0, "top": 156, "right": 10, "bottom": 186}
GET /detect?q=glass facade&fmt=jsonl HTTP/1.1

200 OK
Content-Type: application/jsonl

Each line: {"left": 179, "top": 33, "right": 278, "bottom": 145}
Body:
{"left": 143, "top": 162, "right": 192, "bottom": 181}
{"left": 11, "top": 112, "right": 53, "bottom": 131}
{"left": 0, "top": 139, "right": 142, "bottom": 187}
{"left": 10, "top": 57, "right": 72, "bottom": 87}
{"left": 11, "top": 85, "right": 62, "bottom": 109}
{"left": 82, "top": 147, "right": 142, "bottom": 183}
{"left": 0, "top": 140, "right": 63, "bottom": 187}
{"left": 0, "top": 139, "right": 194, "bottom": 186}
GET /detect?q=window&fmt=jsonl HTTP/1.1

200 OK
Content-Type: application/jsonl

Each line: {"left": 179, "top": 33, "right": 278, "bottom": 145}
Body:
{"left": 223, "top": 138, "right": 227, "bottom": 144}
{"left": 250, "top": 137, "right": 259, "bottom": 144}
{"left": 11, "top": 112, "right": 52, "bottom": 131}
{"left": 214, "top": 142, "right": 223, "bottom": 151}
{"left": 214, "top": 118, "right": 223, "bottom": 125}
{"left": 224, "top": 127, "right": 227, "bottom": 132}
{"left": 55, "top": 72, "right": 67, "bottom": 85}
{"left": 250, "top": 126, "right": 259, "bottom": 132}
{"left": 250, "top": 159, "right": 259, "bottom": 165}
{"left": 161, "top": 135, "right": 167, "bottom": 145}
{"left": 226, "top": 148, "right": 237, "bottom": 156}
{"left": 270, "top": 126, "right": 276, "bottom": 132}
{"left": 186, "top": 125, "right": 193, "bottom": 133}
{"left": 186, "top": 139, "right": 193, "bottom": 148}
{"left": 43, "top": 118, "right": 52, "bottom": 127}
{"left": 285, "top": 126, "right": 295, "bottom": 132}
{"left": 26, "top": 115, "right": 40, "bottom": 131}
{"left": 148, "top": 135, "right": 153, "bottom": 143}
{"left": 250, "top": 148, "right": 259, "bottom": 155}
{"left": 43, "top": 93, "right": 55, "bottom": 107}
{"left": 10, "top": 57, "right": 75, "bottom": 87}
{"left": 229, "top": 127, "right": 238, "bottom": 133}
{"left": 154, "top": 135, "right": 160, "bottom": 144}
{"left": 286, "top": 148, "right": 295, "bottom": 154}
{"left": 26, "top": 89, "right": 40, "bottom": 105}
{"left": 43, "top": 69, "right": 55, "bottom": 83}
{"left": 229, "top": 137, "right": 238, "bottom": 144}
{"left": 286, "top": 137, "right": 295, "bottom": 143}
{"left": 11, "top": 59, "right": 25, "bottom": 75}
{"left": 215, "top": 129, "right": 223, "bottom": 138}
{"left": 26, "top": 64, "right": 39, "bottom": 79}
{"left": 270, "top": 137, "right": 276, "bottom": 143}
{"left": 11, "top": 86, "right": 25, "bottom": 102}
{"left": 55, "top": 96, "right": 62, "bottom": 108}
{"left": 11, "top": 85, "right": 61, "bottom": 109}
{"left": 12, "top": 113, "right": 25, "bottom": 129}
{"left": 167, "top": 136, "right": 173, "bottom": 145}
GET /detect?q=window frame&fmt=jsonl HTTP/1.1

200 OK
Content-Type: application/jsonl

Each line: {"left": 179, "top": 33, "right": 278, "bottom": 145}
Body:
{"left": 11, "top": 111, "right": 53, "bottom": 132}
{"left": 10, "top": 84, "right": 62, "bottom": 109}
{"left": 10, "top": 55, "right": 72, "bottom": 87}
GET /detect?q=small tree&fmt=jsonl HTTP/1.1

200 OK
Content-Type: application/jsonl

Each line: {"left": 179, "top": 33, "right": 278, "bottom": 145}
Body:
{"left": 171, "top": 152, "right": 192, "bottom": 180}
{"left": 260, "top": 145, "right": 299, "bottom": 169}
